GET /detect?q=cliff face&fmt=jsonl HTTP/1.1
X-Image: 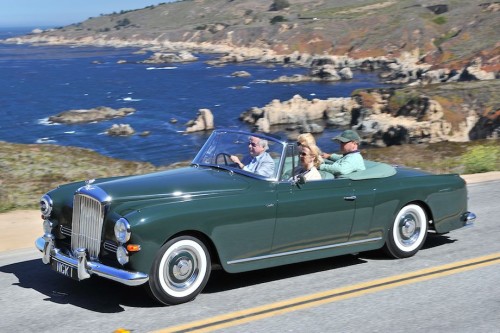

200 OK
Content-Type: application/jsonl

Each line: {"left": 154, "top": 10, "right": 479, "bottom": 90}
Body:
{"left": 9, "top": 0, "right": 500, "bottom": 73}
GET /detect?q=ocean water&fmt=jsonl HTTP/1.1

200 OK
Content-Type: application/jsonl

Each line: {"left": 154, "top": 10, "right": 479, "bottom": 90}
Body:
{"left": 0, "top": 27, "right": 389, "bottom": 166}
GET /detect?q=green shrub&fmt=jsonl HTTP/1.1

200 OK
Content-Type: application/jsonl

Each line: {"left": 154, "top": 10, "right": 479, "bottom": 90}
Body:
{"left": 432, "top": 16, "right": 447, "bottom": 25}
{"left": 270, "top": 15, "right": 287, "bottom": 24}
{"left": 463, "top": 144, "right": 500, "bottom": 174}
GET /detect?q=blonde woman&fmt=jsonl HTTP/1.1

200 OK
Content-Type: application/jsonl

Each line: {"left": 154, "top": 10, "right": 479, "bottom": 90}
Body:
{"left": 297, "top": 133, "right": 324, "bottom": 163}
{"left": 293, "top": 143, "right": 322, "bottom": 181}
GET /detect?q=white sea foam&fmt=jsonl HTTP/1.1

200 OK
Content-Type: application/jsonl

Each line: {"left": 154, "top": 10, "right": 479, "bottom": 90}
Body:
{"left": 146, "top": 66, "right": 177, "bottom": 70}
{"left": 121, "top": 97, "right": 142, "bottom": 102}
{"left": 36, "top": 137, "right": 56, "bottom": 143}
{"left": 229, "top": 86, "right": 250, "bottom": 89}
{"left": 37, "top": 118, "right": 59, "bottom": 126}
{"left": 64, "top": 131, "right": 75, "bottom": 134}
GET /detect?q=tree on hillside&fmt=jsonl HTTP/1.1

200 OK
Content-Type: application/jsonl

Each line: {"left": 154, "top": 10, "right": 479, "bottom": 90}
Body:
{"left": 270, "top": 0, "right": 290, "bottom": 11}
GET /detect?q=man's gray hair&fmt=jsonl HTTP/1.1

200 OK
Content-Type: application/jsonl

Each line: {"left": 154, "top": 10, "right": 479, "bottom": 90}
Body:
{"left": 251, "top": 136, "right": 269, "bottom": 151}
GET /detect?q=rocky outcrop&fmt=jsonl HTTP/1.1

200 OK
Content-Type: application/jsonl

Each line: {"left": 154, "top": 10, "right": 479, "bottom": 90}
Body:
{"left": 231, "top": 71, "right": 251, "bottom": 77}
{"left": 185, "top": 109, "right": 214, "bottom": 132}
{"left": 140, "top": 51, "right": 198, "bottom": 64}
{"left": 352, "top": 84, "right": 498, "bottom": 146}
{"left": 242, "top": 80, "right": 498, "bottom": 146}
{"left": 106, "top": 124, "right": 135, "bottom": 136}
{"left": 240, "top": 95, "right": 355, "bottom": 132}
{"left": 48, "top": 106, "right": 135, "bottom": 124}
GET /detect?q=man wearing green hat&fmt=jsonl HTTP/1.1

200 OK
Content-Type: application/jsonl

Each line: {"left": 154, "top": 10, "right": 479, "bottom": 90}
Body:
{"left": 319, "top": 129, "right": 365, "bottom": 177}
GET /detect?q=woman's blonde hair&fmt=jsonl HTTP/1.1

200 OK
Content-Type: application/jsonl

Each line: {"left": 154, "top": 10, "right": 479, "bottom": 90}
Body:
{"left": 301, "top": 144, "right": 322, "bottom": 168}
{"left": 297, "top": 133, "right": 316, "bottom": 147}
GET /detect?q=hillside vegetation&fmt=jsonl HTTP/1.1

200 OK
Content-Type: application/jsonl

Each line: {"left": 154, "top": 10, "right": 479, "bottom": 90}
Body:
{"left": 42, "top": 0, "right": 499, "bottom": 71}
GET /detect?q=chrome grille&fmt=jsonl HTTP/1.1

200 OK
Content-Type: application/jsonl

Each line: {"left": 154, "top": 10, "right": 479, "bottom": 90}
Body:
{"left": 71, "top": 194, "right": 105, "bottom": 259}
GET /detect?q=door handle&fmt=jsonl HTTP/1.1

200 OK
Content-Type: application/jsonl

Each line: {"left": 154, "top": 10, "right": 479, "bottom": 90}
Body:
{"left": 343, "top": 196, "right": 357, "bottom": 201}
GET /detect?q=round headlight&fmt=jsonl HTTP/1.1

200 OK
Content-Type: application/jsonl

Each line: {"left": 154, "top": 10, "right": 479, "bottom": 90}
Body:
{"left": 40, "top": 195, "right": 53, "bottom": 218}
{"left": 114, "top": 218, "right": 131, "bottom": 243}
{"left": 116, "top": 246, "right": 129, "bottom": 265}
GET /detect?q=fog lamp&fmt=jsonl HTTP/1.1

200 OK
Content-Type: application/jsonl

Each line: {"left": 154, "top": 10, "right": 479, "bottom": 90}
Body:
{"left": 116, "top": 246, "right": 129, "bottom": 265}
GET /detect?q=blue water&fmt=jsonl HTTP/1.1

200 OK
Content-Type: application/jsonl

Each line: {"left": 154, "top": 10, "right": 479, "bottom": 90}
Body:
{"left": 0, "top": 27, "right": 389, "bottom": 166}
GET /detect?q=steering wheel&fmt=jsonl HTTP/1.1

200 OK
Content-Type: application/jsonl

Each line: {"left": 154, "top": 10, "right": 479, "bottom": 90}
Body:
{"left": 215, "top": 152, "right": 233, "bottom": 166}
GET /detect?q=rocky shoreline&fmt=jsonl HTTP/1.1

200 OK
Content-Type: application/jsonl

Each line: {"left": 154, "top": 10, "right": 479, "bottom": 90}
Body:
{"left": 7, "top": 33, "right": 498, "bottom": 146}
{"left": 1, "top": 0, "right": 498, "bottom": 145}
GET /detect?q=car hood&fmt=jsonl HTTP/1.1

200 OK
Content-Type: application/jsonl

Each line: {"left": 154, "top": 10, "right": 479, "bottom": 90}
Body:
{"left": 88, "top": 166, "right": 250, "bottom": 203}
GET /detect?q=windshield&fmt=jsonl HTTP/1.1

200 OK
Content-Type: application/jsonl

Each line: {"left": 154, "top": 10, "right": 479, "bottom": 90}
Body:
{"left": 192, "top": 130, "right": 287, "bottom": 180}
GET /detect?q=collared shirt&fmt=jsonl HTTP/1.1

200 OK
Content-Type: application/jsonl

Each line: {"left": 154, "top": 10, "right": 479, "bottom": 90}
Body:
{"left": 319, "top": 151, "right": 365, "bottom": 177}
{"left": 243, "top": 152, "right": 275, "bottom": 177}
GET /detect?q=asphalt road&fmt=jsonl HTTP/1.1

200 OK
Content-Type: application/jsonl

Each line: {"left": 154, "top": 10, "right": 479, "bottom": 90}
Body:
{"left": 1, "top": 180, "right": 499, "bottom": 333}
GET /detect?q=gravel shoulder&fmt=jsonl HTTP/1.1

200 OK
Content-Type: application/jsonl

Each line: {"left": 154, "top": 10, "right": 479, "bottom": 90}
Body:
{"left": 1, "top": 172, "right": 499, "bottom": 254}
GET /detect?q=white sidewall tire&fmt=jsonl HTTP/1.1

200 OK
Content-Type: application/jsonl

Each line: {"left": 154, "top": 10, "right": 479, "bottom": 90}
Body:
{"left": 158, "top": 239, "right": 208, "bottom": 298}
{"left": 392, "top": 204, "right": 427, "bottom": 253}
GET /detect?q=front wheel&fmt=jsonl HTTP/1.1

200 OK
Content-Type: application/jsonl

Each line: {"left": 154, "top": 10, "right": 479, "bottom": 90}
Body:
{"left": 148, "top": 236, "right": 211, "bottom": 305}
{"left": 384, "top": 204, "right": 428, "bottom": 259}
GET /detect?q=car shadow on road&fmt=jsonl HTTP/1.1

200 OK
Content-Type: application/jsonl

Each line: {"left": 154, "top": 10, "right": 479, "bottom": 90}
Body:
{"left": 0, "top": 258, "right": 157, "bottom": 312}
{"left": 203, "top": 253, "right": 365, "bottom": 294}
{"left": 0, "top": 235, "right": 455, "bottom": 311}
{"left": 357, "top": 234, "right": 457, "bottom": 261}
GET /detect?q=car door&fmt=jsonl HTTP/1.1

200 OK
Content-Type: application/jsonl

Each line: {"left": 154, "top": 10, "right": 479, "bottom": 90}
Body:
{"left": 272, "top": 177, "right": 356, "bottom": 254}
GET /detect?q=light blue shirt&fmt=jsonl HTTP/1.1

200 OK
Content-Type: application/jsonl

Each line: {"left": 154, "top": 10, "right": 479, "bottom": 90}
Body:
{"left": 243, "top": 152, "right": 275, "bottom": 178}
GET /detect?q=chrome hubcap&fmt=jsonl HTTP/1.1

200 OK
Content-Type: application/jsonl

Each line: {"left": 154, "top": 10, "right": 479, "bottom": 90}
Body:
{"left": 401, "top": 217, "right": 416, "bottom": 238}
{"left": 165, "top": 247, "right": 199, "bottom": 291}
{"left": 398, "top": 213, "right": 420, "bottom": 246}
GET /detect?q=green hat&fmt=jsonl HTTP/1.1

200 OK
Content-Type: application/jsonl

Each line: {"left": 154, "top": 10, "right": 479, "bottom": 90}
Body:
{"left": 334, "top": 130, "right": 361, "bottom": 143}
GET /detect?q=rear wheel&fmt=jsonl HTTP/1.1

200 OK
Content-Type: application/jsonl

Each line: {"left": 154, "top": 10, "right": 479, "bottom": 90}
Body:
{"left": 384, "top": 204, "right": 428, "bottom": 259}
{"left": 148, "top": 236, "right": 211, "bottom": 305}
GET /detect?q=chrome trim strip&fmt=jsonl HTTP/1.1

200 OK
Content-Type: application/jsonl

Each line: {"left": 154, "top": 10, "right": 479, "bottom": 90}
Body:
{"left": 35, "top": 236, "right": 148, "bottom": 286}
{"left": 227, "top": 237, "right": 382, "bottom": 265}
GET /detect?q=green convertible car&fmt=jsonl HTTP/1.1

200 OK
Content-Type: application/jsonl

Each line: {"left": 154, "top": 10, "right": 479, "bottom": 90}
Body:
{"left": 36, "top": 129, "right": 475, "bottom": 305}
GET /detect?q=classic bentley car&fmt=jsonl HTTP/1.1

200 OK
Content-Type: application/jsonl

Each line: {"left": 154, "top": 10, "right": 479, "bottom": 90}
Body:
{"left": 36, "top": 129, "right": 475, "bottom": 305}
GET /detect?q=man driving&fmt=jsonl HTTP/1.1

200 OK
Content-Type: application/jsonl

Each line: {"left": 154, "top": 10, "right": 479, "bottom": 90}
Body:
{"left": 230, "top": 136, "right": 275, "bottom": 178}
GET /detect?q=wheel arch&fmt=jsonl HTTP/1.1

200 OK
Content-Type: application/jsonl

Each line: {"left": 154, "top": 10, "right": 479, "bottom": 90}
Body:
{"left": 167, "top": 230, "right": 222, "bottom": 269}
{"left": 404, "top": 199, "right": 433, "bottom": 229}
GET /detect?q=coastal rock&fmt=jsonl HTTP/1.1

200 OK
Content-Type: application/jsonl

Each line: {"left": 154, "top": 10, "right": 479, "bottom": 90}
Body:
{"left": 106, "top": 124, "right": 135, "bottom": 136}
{"left": 231, "top": 70, "right": 251, "bottom": 77}
{"left": 48, "top": 106, "right": 135, "bottom": 124}
{"left": 185, "top": 109, "right": 214, "bottom": 132}
{"left": 141, "top": 51, "right": 198, "bottom": 64}
{"left": 352, "top": 87, "right": 489, "bottom": 146}
{"left": 241, "top": 95, "right": 355, "bottom": 127}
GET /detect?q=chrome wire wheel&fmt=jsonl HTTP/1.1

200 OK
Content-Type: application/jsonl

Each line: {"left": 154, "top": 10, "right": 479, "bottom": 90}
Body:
{"left": 384, "top": 204, "right": 428, "bottom": 258}
{"left": 149, "top": 236, "right": 211, "bottom": 305}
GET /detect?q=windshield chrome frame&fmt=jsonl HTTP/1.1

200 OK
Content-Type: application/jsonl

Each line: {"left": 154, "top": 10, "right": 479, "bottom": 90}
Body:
{"left": 192, "top": 129, "right": 288, "bottom": 181}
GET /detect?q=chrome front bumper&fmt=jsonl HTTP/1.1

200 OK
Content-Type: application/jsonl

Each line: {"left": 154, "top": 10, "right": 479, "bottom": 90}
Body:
{"left": 35, "top": 234, "right": 148, "bottom": 286}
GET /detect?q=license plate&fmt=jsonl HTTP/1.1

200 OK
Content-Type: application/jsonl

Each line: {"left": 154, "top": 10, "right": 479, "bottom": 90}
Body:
{"left": 51, "top": 259, "right": 78, "bottom": 280}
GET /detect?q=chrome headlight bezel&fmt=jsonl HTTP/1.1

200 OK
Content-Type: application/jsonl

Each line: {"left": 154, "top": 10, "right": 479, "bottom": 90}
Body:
{"left": 40, "top": 194, "right": 53, "bottom": 218}
{"left": 114, "top": 218, "right": 131, "bottom": 244}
